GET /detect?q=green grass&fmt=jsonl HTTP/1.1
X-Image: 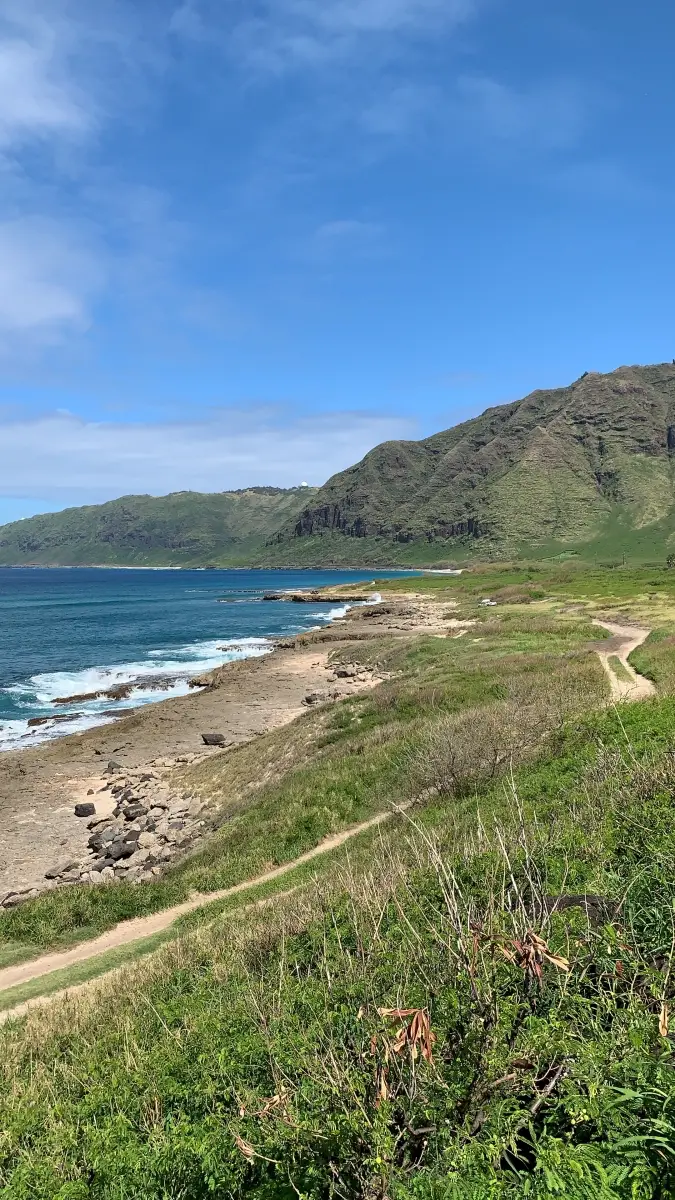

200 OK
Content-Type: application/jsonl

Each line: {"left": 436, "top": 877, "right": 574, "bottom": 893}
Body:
{"left": 629, "top": 627, "right": 675, "bottom": 693}
{"left": 6, "top": 577, "right": 675, "bottom": 1195}
{"left": 0, "top": 609, "right": 607, "bottom": 965}
{"left": 608, "top": 654, "right": 632, "bottom": 682}
{"left": 5, "top": 699, "right": 675, "bottom": 1196}
{"left": 0, "top": 927, "right": 175, "bottom": 1015}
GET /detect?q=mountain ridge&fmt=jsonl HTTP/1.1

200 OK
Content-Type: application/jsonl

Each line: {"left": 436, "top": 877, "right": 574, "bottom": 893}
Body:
{"left": 0, "top": 486, "right": 318, "bottom": 568}
{"left": 267, "top": 362, "right": 675, "bottom": 563}
{"left": 5, "top": 363, "right": 675, "bottom": 567}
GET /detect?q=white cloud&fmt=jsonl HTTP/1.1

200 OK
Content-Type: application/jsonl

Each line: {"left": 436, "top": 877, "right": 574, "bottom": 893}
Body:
{"left": 0, "top": 216, "right": 104, "bottom": 345}
{"left": 0, "top": 31, "right": 89, "bottom": 145}
{"left": 0, "top": 3, "right": 172, "bottom": 356}
{"left": 0, "top": 0, "right": 137, "bottom": 151}
{"left": 0, "top": 408, "right": 417, "bottom": 503}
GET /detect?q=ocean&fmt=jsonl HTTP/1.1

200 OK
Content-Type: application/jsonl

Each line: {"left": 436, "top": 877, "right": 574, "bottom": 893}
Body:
{"left": 0, "top": 567, "right": 414, "bottom": 752}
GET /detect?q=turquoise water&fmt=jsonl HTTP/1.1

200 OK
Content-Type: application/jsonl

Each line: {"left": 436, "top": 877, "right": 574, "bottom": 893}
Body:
{"left": 0, "top": 567, "right": 414, "bottom": 751}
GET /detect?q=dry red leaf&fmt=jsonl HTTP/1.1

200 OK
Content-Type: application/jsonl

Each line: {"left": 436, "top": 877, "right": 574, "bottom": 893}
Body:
{"left": 377, "top": 1007, "right": 436, "bottom": 1063}
{"left": 499, "top": 930, "right": 569, "bottom": 982}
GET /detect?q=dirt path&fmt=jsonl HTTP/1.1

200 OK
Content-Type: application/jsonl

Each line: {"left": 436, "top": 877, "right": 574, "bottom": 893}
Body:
{"left": 593, "top": 620, "right": 656, "bottom": 701}
{"left": 0, "top": 804, "right": 407, "bottom": 1016}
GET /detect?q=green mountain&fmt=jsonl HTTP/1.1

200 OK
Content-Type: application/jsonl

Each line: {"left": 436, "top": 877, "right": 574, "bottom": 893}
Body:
{"left": 6, "top": 363, "right": 675, "bottom": 569}
{"left": 0, "top": 487, "right": 317, "bottom": 567}
{"left": 267, "top": 362, "right": 675, "bottom": 565}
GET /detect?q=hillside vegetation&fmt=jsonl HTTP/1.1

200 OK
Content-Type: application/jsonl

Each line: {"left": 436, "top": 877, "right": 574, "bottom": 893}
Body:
{"left": 269, "top": 362, "right": 675, "bottom": 565}
{"left": 0, "top": 487, "right": 317, "bottom": 567}
{"left": 5, "top": 567, "right": 675, "bottom": 1195}
{"left": 6, "top": 365, "right": 675, "bottom": 568}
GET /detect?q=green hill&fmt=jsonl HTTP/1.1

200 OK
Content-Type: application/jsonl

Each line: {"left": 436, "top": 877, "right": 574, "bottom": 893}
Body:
{"left": 267, "top": 362, "right": 675, "bottom": 565}
{"left": 6, "top": 363, "right": 675, "bottom": 568}
{"left": 0, "top": 487, "right": 317, "bottom": 567}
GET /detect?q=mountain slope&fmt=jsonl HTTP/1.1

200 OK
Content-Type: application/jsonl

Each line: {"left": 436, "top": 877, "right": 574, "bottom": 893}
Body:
{"left": 268, "top": 363, "right": 675, "bottom": 563}
{"left": 0, "top": 487, "right": 317, "bottom": 567}
{"left": 5, "top": 364, "right": 675, "bottom": 570}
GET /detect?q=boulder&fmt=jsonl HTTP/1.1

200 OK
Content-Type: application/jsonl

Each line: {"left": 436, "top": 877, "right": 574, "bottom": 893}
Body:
{"left": 108, "top": 840, "right": 135, "bottom": 861}
{"left": 89, "top": 870, "right": 103, "bottom": 885}
{"left": 123, "top": 803, "right": 148, "bottom": 822}
{"left": 201, "top": 732, "right": 227, "bottom": 746}
{"left": 91, "top": 857, "right": 115, "bottom": 872}
{"left": 100, "top": 866, "right": 115, "bottom": 881}
{"left": 138, "top": 831, "right": 159, "bottom": 849}
{"left": 107, "top": 759, "right": 122, "bottom": 772}
{"left": 59, "top": 868, "right": 83, "bottom": 883}
{"left": 45, "top": 857, "right": 79, "bottom": 879}
{"left": 3, "top": 889, "right": 39, "bottom": 907}
{"left": 74, "top": 801, "right": 96, "bottom": 818}
{"left": 87, "top": 813, "right": 111, "bottom": 829}
{"left": 335, "top": 665, "right": 358, "bottom": 678}
{"left": 88, "top": 826, "right": 118, "bottom": 852}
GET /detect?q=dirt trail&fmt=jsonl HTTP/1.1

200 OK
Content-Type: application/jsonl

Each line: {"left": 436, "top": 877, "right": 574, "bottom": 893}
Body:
{"left": 0, "top": 805, "right": 407, "bottom": 1016}
{"left": 593, "top": 620, "right": 656, "bottom": 702}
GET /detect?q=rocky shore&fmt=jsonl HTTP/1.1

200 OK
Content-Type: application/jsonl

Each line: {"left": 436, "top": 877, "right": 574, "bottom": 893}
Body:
{"left": 0, "top": 591, "right": 458, "bottom": 907}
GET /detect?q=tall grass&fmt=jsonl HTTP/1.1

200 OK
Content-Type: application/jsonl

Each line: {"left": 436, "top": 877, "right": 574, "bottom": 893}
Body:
{"left": 0, "top": 622, "right": 607, "bottom": 959}
{"left": 3, "top": 709, "right": 675, "bottom": 1196}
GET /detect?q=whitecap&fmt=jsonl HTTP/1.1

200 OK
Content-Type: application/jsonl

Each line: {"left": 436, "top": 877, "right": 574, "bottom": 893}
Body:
{"left": 0, "top": 635, "right": 273, "bottom": 751}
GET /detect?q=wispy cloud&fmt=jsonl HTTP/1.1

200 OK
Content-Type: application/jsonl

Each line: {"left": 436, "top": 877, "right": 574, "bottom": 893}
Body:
{"left": 551, "top": 158, "right": 657, "bottom": 204}
{"left": 361, "top": 82, "right": 439, "bottom": 136}
{"left": 173, "top": 0, "right": 480, "bottom": 72}
{"left": 0, "top": 3, "right": 180, "bottom": 358}
{"left": 0, "top": 0, "right": 153, "bottom": 152}
{"left": 309, "top": 219, "right": 387, "bottom": 262}
{"left": 456, "top": 74, "right": 589, "bottom": 151}
{"left": 0, "top": 407, "right": 417, "bottom": 505}
{"left": 0, "top": 216, "right": 103, "bottom": 347}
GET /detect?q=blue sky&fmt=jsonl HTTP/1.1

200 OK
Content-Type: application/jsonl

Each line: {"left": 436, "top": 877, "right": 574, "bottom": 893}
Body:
{"left": 0, "top": 0, "right": 673, "bottom": 522}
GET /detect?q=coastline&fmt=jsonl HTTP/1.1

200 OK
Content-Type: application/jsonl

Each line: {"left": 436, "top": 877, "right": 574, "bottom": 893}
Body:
{"left": 0, "top": 563, "right": 421, "bottom": 571}
{"left": 0, "top": 570, "right": 408, "bottom": 752}
{"left": 0, "top": 591, "right": 454, "bottom": 904}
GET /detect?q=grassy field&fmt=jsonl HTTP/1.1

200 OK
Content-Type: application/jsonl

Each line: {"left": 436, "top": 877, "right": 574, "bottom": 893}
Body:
{"left": 5, "top": 567, "right": 675, "bottom": 1197}
{"left": 0, "top": 604, "right": 607, "bottom": 961}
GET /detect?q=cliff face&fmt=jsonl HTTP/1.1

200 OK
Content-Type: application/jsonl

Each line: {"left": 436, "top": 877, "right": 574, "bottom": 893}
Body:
{"left": 274, "top": 364, "right": 675, "bottom": 556}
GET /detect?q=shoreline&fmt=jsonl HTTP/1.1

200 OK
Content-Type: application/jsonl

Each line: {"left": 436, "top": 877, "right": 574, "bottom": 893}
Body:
{"left": 0, "top": 592, "right": 457, "bottom": 904}
{"left": 0, "top": 564, "right": 423, "bottom": 572}
{"left": 0, "top": 574, "right": 401, "bottom": 754}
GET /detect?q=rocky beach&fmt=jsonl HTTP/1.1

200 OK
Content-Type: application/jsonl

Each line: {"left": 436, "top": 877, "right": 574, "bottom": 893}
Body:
{"left": 0, "top": 593, "right": 456, "bottom": 907}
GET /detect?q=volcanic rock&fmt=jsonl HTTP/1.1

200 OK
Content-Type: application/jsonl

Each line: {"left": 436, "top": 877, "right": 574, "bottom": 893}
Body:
{"left": 201, "top": 732, "right": 227, "bottom": 746}
{"left": 74, "top": 802, "right": 96, "bottom": 818}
